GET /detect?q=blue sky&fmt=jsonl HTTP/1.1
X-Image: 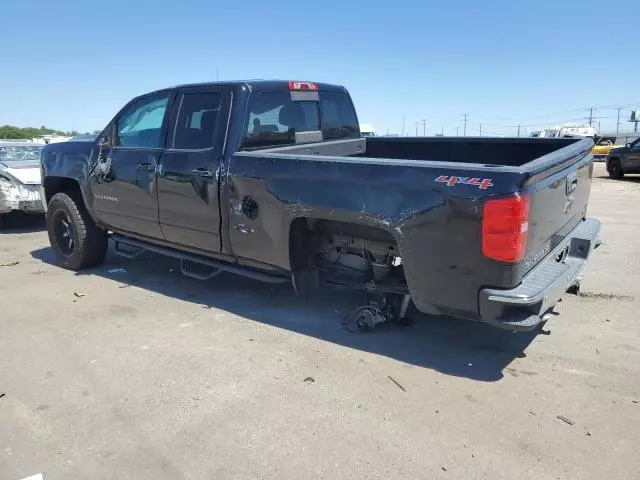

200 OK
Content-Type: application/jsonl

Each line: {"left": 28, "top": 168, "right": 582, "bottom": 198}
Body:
{"left": 2, "top": 0, "right": 639, "bottom": 136}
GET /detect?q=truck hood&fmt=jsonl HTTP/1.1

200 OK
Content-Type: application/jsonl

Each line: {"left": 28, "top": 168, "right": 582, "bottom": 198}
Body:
{"left": 609, "top": 146, "right": 628, "bottom": 156}
{"left": 0, "top": 160, "right": 42, "bottom": 185}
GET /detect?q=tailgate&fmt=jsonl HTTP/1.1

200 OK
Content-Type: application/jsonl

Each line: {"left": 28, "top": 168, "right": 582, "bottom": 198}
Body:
{"left": 523, "top": 153, "right": 593, "bottom": 274}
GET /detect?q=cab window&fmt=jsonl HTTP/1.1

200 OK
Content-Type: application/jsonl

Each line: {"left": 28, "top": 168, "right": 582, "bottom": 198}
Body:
{"left": 117, "top": 94, "right": 170, "bottom": 148}
{"left": 171, "top": 92, "right": 222, "bottom": 150}
{"left": 241, "top": 90, "right": 359, "bottom": 150}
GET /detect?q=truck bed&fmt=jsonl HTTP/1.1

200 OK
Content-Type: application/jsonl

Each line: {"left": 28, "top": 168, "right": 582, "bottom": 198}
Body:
{"left": 228, "top": 135, "right": 596, "bottom": 329}
{"left": 258, "top": 136, "right": 587, "bottom": 169}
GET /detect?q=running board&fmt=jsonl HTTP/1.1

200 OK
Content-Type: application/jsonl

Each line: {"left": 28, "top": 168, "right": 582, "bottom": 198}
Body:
{"left": 111, "top": 234, "right": 290, "bottom": 284}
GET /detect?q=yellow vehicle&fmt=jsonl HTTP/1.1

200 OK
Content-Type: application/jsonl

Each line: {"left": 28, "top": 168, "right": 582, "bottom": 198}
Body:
{"left": 592, "top": 135, "right": 639, "bottom": 160}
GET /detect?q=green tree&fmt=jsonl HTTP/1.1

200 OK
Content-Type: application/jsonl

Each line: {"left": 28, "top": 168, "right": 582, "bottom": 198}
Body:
{"left": 0, "top": 124, "right": 74, "bottom": 140}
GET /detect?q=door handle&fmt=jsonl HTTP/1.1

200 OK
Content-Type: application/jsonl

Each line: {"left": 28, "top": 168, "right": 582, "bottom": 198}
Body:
{"left": 137, "top": 162, "right": 156, "bottom": 172}
{"left": 192, "top": 168, "right": 215, "bottom": 178}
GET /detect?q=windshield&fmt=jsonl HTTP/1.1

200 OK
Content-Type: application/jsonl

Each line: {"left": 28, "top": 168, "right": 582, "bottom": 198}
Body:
{"left": 241, "top": 90, "right": 359, "bottom": 150}
{"left": 0, "top": 144, "right": 44, "bottom": 163}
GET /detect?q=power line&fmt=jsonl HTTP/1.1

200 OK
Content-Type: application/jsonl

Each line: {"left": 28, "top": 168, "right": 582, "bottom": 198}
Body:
{"left": 490, "top": 103, "right": 640, "bottom": 123}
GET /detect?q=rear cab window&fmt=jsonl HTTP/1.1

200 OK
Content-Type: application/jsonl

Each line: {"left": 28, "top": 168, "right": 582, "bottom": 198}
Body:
{"left": 241, "top": 87, "right": 359, "bottom": 150}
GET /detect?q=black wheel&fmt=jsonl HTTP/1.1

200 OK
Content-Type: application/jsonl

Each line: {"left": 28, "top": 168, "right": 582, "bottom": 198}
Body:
{"left": 608, "top": 159, "right": 624, "bottom": 179}
{"left": 46, "top": 192, "right": 108, "bottom": 270}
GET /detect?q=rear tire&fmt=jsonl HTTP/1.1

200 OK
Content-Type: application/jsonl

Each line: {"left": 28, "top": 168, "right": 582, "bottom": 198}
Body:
{"left": 46, "top": 192, "right": 108, "bottom": 270}
{"left": 608, "top": 159, "right": 624, "bottom": 179}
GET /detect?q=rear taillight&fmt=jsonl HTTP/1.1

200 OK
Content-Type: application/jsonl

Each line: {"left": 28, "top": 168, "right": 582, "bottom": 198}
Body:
{"left": 482, "top": 194, "right": 530, "bottom": 263}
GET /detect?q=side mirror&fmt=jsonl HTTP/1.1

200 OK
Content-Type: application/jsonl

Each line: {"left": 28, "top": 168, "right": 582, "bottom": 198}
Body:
{"left": 98, "top": 135, "right": 110, "bottom": 147}
{"left": 97, "top": 134, "right": 112, "bottom": 163}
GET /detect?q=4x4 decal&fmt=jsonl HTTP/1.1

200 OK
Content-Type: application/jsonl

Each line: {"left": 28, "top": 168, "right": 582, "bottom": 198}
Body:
{"left": 435, "top": 175, "right": 494, "bottom": 190}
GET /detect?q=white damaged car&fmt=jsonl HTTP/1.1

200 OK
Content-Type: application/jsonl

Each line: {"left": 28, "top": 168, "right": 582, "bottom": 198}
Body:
{"left": 0, "top": 143, "right": 45, "bottom": 221}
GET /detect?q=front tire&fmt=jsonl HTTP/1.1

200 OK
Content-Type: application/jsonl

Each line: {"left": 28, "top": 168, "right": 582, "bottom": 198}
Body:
{"left": 46, "top": 192, "right": 108, "bottom": 270}
{"left": 608, "top": 158, "right": 624, "bottom": 179}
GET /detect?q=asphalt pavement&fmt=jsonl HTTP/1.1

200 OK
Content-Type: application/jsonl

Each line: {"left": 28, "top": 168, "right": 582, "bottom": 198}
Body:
{"left": 1, "top": 163, "right": 639, "bottom": 480}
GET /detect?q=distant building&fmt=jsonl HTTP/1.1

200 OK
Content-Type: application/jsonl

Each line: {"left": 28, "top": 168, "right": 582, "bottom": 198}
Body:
{"left": 359, "top": 124, "right": 376, "bottom": 137}
{"left": 531, "top": 124, "right": 596, "bottom": 138}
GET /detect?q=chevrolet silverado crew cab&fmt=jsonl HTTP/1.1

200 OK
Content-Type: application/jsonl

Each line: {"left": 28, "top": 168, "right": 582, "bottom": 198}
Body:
{"left": 41, "top": 80, "right": 600, "bottom": 331}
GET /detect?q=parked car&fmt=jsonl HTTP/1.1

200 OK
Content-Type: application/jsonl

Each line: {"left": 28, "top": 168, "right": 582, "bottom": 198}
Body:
{"left": 41, "top": 80, "right": 600, "bottom": 331}
{"left": 0, "top": 142, "right": 45, "bottom": 223}
{"left": 606, "top": 136, "right": 640, "bottom": 179}
{"left": 592, "top": 135, "right": 639, "bottom": 161}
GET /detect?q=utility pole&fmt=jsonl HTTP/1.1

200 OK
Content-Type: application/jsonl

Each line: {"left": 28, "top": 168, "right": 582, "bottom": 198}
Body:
{"left": 422, "top": 119, "right": 428, "bottom": 136}
{"left": 479, "top": 123, "right": 483, "bottom": 136}
{"left": 616, "top": 107, "right": 622, "bottom": 134}
{"left": 517, "top": 125, "right": 521, "bottom": 137}
{"left": 401, "top": 114, "right": 405, "bottom": 137}
{"left": 456, "top": 126, "right": 459, "bottom": 136}
{"left": 415, "top": 122, "right": 419, "bottom": 136}
{"left": 588, "top": 107, "right": 593, "bottom": 126}
{"left": 463, "top": 114, "right": 468, "bottom": 136}
{"left": 441, "top": 126, "right": 444, "bottom": 136}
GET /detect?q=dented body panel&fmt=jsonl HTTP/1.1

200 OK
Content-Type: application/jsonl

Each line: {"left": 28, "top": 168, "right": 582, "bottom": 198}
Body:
{"left": 41, "top": 80, "right": 600, "bottom": 330}
{"left": 226, "top": 136, "right": 596, "bottom": 321}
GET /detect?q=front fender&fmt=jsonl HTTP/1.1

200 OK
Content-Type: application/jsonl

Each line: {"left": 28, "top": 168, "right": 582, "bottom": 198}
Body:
{"left": 41, "top": 141, "right": 98, "bottom": 222}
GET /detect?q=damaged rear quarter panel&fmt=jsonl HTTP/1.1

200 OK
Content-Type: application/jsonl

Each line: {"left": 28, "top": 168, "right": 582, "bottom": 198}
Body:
{"left": 226, "top": 152, "right": 522, "bottom": 318}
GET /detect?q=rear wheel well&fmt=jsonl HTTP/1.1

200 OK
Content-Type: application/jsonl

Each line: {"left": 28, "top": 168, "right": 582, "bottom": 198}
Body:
{"left": 289, "top": 217, "right": 404, "bottom": 293}
{"left": 43, "top": 177, "right": 81, "bottom": 205}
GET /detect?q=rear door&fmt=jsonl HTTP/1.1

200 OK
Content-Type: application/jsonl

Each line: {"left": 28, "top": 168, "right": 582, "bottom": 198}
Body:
{"left": 156, "top": 86, "right": 231, "bottom": 251}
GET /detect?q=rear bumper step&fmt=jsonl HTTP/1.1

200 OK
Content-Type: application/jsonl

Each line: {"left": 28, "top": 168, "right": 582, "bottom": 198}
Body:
{"left": 479, "top": 218, "right": 601, "bottom": 331}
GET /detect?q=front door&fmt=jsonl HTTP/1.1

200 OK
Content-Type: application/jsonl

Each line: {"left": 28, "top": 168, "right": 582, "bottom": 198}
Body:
{"left": 90, "top": 92, "right": 173, "bottom": 239}
{"left": 156, "top": 87, "right": 231, "bottom": 252}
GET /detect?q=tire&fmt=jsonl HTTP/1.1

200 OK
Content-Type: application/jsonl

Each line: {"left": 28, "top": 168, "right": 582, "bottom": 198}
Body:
{"left": 608, "top": 158, "right": 624, "bottom": 179}
{"left": 46, "top": 191, "right": 108, "bottom": 270}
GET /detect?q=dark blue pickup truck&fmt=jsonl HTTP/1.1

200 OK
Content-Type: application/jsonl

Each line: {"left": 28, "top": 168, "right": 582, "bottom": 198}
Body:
{"left": 40, "top": 80, "right": 600, "bottom": 331}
